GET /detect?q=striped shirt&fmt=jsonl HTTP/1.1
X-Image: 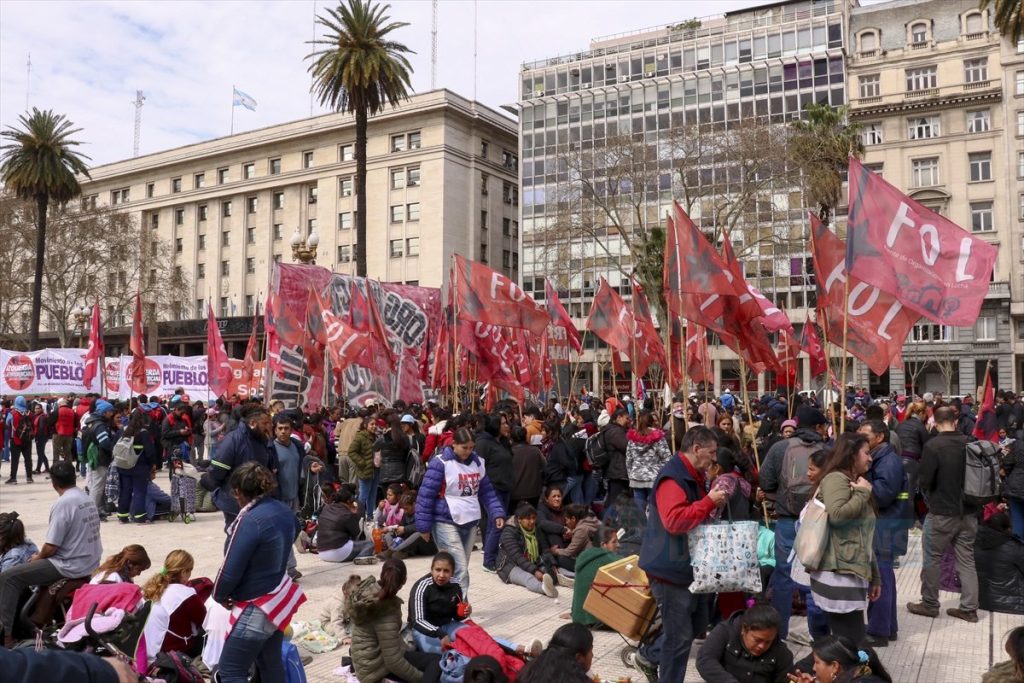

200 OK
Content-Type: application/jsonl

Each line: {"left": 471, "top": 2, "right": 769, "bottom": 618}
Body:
{"left": 229, "top": 574, "right": 306, "bottom": 634}
{"left": 809, "top": 569, "right": 869, "bottom": 614}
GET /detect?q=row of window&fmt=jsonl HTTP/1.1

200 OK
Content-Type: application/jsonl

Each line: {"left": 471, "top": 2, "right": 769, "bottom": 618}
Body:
{"left": 859, "top": 67, "right": 1024, "bottom": 100}
{"left": 859, "top": 109, "right": 998, "bottom": 145}
{"left": 857, "top": 12, "right": 987, "bottom": 54}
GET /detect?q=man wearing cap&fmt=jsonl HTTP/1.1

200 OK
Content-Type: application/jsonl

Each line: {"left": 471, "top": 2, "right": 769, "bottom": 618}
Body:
{"left": 759, "top": 405, "right": 831, "bottom": 641}
{"left": 80, "top": 400, "right": 116, "bottom": 517}
{"left": 199, "top": 405, "right": 278, "bottom": 527}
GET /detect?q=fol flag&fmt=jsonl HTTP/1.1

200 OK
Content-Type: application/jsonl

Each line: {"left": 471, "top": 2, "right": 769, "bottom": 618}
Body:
{"left": 972, "top": 367, "right": 998, "bottom": 442}
{"left": 846, "top": 156, "right": 997, "bottom": 327}
{"left": 663, "top": 203, "right": 741, "bottom": 320}
{"left": 544, "top": 279, "right": 582, "bottom": 353}
{"left": 685, "top": 323, "right": 712, "bottom": 385}
{"left": 721, "top": 233, "right": 795, "bottom": 335}
{"left": 206, "top": 305, "right": 233, "bottom": 398}
{"left": 800, "top": 317, "right": 828, "bottom": 378}
{"left": 630, "top": 279, "right": 668, "bottom": 377}
{"left": 585, "top": 278, "right": 635, "bottom": 356}
{"left": 811, "top": 212, "right": 919, "bottom": 375}
{"left": 241, "top": 313, "right": 260, "bottom": 395}
{"left": 313, "top": 288, "right": 371, "bottom": 373}
{"left": 453, "top": 254, "right": 549, "bottom": 334}
{"left": 232, "top": 87, "right": 257, "bottom": 111}
{"left": 129, "top": 293, "right": 146, "bottom": 388}
{"left": 82, "top": 302, "right": 104, "bottom": 390}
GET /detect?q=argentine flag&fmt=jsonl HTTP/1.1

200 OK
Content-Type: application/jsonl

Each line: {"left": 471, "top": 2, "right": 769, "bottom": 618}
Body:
{"left": 233, "top": 87, "right": 257, "bottom": 111}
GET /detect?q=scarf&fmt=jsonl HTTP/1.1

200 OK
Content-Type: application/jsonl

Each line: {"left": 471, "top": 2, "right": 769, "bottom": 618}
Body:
{"left": 522, "top": 525, "right": 540, "bottom": 564}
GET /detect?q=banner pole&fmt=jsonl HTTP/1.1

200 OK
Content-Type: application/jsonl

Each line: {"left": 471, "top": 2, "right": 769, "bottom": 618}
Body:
{"left": 740, "top": 357, "right": 770, "bottom": 526}
{"left": 838, "top": 270, "right": 852, "bottom": 434}
{"left": 568, "top": 330, "right": 588, "bottom": 400}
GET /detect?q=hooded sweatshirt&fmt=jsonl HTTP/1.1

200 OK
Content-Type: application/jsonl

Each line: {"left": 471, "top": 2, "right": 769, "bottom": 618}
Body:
{"left": 7, "top": 396, "right": 32, "bottom": 446}
{"left": 625, "top": 428, "right": 673, "bottom": 489}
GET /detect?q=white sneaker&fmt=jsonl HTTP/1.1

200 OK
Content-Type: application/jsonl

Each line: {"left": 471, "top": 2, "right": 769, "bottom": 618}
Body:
{"left": 557, "top": 569, "right": 576, "bottom": 589}
{"left": 542, "top": 573, "right": 559, "bottom": 598}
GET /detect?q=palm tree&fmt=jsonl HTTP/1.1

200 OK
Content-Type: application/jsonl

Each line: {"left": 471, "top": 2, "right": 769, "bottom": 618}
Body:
{"left": 1, "top": 108, "right": 90, "bottom": 350}
{"left": 789, "top": 102, "right": 863, "bottom": 228}
{"left": 981, "top": 0, "right": 1023, "bottom": 43}
{"left": 306, "top": 0, "right": 414, "bottom": 277}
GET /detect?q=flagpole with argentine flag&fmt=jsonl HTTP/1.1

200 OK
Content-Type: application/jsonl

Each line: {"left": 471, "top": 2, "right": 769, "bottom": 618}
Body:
{"left": 231, "top": 85, "right": 257, "bottom": 135}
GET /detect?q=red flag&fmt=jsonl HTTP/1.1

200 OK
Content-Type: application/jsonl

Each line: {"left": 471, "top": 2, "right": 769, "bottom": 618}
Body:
{"left": 264, "top": 290, "right": 280, "bottom": 375}
{"left": 800, "top": 317, "right": 828, "bottom": 378}
{"left": 241, "top": 314, "right": 260, "bottom": 394}
{"left": 348, "top": 280, "right": 398, "bottom": 372}
{"left": 82, "top": 302, "right": 104, "bottom": 390}
{"left": 430, "top": 314, "right": 451, "bottom": 389}
{"left": 129, "top": 293, "right": 146, "bottom": 388}
{"left": 846, "top": 156, "right": 997, "bottom": 326}
{"left": 667, "top": 317, "right": 686, "bottom": 388}
{"left": 206, "top": 304, "right": 232, "bottom": 398}
{"left": 610, "top": 347, "right": 626, "bottom": 379}
{"left": 314, "top": 287, "right": 370, "bottom": 373}
{"left": 663, "top": 204, "right": 741, "bottom": 319}
{"left": 811, "top": 212, "right": 920, "bottom": 375}
{"left": 721, "top": 233, "right": 795, "bottom": 335}
{"left": 453, "top": 253, "right": 549, "bottom": 334}
{"left": 685, "top": 323, "right": 712, "bottom": 385}
{"left": 458, "top": 320, "right": 521, "bottom": 391}
{"left": 776, "top": 327, "right": 800, "bottom": 389}
{"left": 972, "top": 367, "right": 998, "bottom": 442}
{"left": 585, "top": 278, "right": 634, "bottom": 355}
{"left": 544, "top": 279, "right": 582, "bottom": 353}
{"left": 630, "top": 280, "right": 667, "bottom": 377}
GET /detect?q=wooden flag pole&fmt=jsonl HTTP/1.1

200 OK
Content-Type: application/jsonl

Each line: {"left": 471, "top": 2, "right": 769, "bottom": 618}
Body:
{"left": 740, "top": 358, "right": 771, "bottom": 527}
{"left": 838, "top": 272, "right": 851, "bottom": 434}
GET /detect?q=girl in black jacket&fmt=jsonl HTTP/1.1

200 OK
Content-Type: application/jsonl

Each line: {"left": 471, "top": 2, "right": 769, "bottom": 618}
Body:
{"left": 408, "top": 551, "right": 467, "bottom": 653}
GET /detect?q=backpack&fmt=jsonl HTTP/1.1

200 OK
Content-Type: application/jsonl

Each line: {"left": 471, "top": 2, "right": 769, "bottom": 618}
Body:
{"left": 585, "top": 428, "right": 610, "bottom": 470}
{"left": 282, "top": 640, "right": 308, "bottom": 683}
{"left": 964, "top": 440, "right": 1003, "bottom": 505}
{"left": 778, "top": 438, "right": 824, "bottom": 515}
{"left": 439, "top": 650, "right": 470, "bottom": 683}
{"left": 14, "top": 412, "right": 32, "bottom": 443}
{"left": 148, "top": 650, "right": 204, "bottom": 683}
{"left": 406, "top": 448, "right": 426, "bottom": 487}
{"left": 112, "top": 435, "right": 139, "bottom": 469}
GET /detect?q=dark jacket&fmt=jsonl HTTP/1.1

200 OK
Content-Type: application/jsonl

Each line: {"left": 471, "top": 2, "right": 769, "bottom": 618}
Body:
{"left": 543, "top": 437, "right": 578, "bottom": 485}
{"left": 474, "top": 431, "right": 514, "bottom": 493}
{"left": 496, "top": 518, "right": 551, "bottom": 583}
{"left": 639, "top": 455, "right": 702, "bottom": 585}
{"left": 603, "top": 422, "right": 629, "bottom": 481}
{"left": 407, "top": 574, "right": 464, "bottom": 638}
{"left": 81, "top": 414, "right": 114, "bottom": 468}
{"left": 117, "top": 427, "right": 158, "bottom": 474}
{"left": 348, "top": 577, "right": 422, "bottom": 683}
{"left": 160, "top": 413, "right": 191, "bottom": 454}
{"left": 317, "top": 501, "right": 362, "bottom": 552}
{"left": 378, "top": 428, "right": 411, "bottom": 485}
{"left": 213, "top": 495, "right": 299, "bottom": 603}
{"left": 1003, "top": 438, "right": 1024, "bottom": 500}
{"left": 868, "top": 442, "right": 909, "bottom": 558}
{"left": 0, "top": 647, "right": 120, "bottom": 683}
{"left": 510, "top": 442, "right": 545, "bottom": 502}
{"left": 975, "top": 524, "right": 1024, "bottom": 615}
{"left": 696, "top": 612, "right": 795, "bottom": 683}
{"left": 536, "top": 499, "right": 567, "bottom": 549}
{"left": 758, "top": 428, "right": 825, "bottom": 518}
{"left": 894, "top": 415, "right": 930, "bottom": 458}
{"left": 919, "top": 430, "right": 973, "bottom": 517}
{"left": 202, "top": 421, "right": 279, "bottom": 518}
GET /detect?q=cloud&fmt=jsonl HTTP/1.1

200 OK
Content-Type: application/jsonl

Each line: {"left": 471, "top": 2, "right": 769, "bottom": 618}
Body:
{"left": 1, "top": 0, "right": 762, "bottom": 167}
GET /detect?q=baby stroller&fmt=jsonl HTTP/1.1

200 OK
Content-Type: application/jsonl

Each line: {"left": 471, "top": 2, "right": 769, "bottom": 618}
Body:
{"left": 169, "top": 448, "right": 198, "bottom": 524}
{"left": 58, "top": 583, "right": 152, "bottom": 673}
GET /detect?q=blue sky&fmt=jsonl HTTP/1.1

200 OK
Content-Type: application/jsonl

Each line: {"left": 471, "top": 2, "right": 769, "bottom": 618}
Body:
{"left": 0, "top": 0, "right": 772, "bottom": 167}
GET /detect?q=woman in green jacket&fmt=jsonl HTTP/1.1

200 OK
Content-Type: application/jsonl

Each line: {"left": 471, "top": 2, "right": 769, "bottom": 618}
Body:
{"left": 348, "top": 558, "right": 439, "bottom": 683}
{"left": 348, "top": 417, "right": 380, "bottom": 520}
{"left": 810, "top": 432, "right": 881, "bottom": 647}
{"left": 570, "top": 525, "right": 621, "bottom": 626}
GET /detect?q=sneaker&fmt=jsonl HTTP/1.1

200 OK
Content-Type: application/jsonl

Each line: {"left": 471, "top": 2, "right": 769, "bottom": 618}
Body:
{"left": 864, "top": 634, "right": 890, "bottom": 648}
{"left": 25, "top": 477, "right": 33, "bottom": 484}
{"left": 288, "top": 568, "right": 303, "bottom": 581}
{"left": 481, "top": 564, "right": 497, "bottom": 574}
{"left": 541, "top": 573, "right": 559, "bottom": 598}
{"left": 630, "top": 651, "right": 659, "bottom": 683}
{"left": 528, "top": 639, "right": 543, "bottom": 658}
{"left": 353, "top": 556, "right": 378, "bottom": 566}
{"left": 556, "top": 570, "right": 576, "bottom": 589}
{"left": 906, "top": 602, "right": 939, "bottom": 618}
{"left": 946, "top": 608, "right": 979, "bottom": 623}
{"left": 4, "top": 479, "right": 16, "bottom": 485}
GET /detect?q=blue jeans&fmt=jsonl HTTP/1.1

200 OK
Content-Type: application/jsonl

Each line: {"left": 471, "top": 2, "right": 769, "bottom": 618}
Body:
{"left": 1009, "top": 497, "right": 1024, "bottom": 541}
{"left": 639, "top": 580, "right": 709, "bottom": 683}
{"left": 433, "top": 522, "right": 477, "bottom": 597}
{"left": 217, "top": 604, "right": 284, "bottom": 683}
{"left": 412, "top": 621, "right": 467, "bottom": 654}
{"left": 564, "top": 475, "right": 584, "bottom": 504}
{"left": 867, "top": 556, "right": 897, "bottom": 638}
{"left": 633, "top": 487, "right": 653, "bottom": 516}
{"left": 771, "top": 517, "right": 827, "bottom": 640}
{"left": 358, "top": 474, "right": 378, "bottom": 519}
{"left": 2, "top": 432, "right": 10, "bottom": 461}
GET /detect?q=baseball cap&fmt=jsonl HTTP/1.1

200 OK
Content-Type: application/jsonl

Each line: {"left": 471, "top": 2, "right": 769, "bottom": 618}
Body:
{"left": 400, "top": 414, "right": 417, "bottom": 424}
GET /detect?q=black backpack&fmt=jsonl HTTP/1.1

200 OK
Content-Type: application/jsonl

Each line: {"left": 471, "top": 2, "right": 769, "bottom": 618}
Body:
{"left": 585, "top": 428, "right": 610, "bottom": 470}
{"left": 15, "top": 412, "right": 33, "bottom": 442}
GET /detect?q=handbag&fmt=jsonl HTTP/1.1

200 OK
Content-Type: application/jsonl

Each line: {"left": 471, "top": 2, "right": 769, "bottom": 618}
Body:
{"left": 687, "top": 504, "right": 762, "bottom": 594}
{"left": 794, "top": 495, "right": 829, "bottom": 571}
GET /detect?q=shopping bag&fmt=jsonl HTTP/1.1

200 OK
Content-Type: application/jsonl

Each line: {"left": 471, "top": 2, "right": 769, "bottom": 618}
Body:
{"left": 794, "top": 496, "right": 829, "bottom": 571}
{"left": 687, "top": 518, "right": 762, "bottom": 594}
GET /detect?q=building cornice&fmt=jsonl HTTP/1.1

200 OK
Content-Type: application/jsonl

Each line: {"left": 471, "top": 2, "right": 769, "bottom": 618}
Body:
{"left": 849, "top": 85, "right": 1002, "bottom": 117}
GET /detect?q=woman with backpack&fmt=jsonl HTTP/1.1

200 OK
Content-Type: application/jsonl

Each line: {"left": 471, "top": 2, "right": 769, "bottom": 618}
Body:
{"left": 31, "top": 403, "right": 50, "bottom": 477}
{"left": 5, "top": 396, "right": 34, "bottom": 485}
{"left": 114, "top": 409, "right": 159, "bottom": 524}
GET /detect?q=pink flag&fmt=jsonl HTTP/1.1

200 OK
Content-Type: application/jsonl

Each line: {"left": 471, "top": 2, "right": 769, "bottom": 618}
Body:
{"left": 206, "top": 304, "right": 232, "bottom": 398}
{"left": 82, "top": 302, "right": 104, "bottom": 390}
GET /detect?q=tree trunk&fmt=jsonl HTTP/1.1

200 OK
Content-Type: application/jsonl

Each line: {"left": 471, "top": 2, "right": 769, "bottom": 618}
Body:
{"left": 354, "top": 107, "right": 368, "bottom": 278}
{"left": 29, "top": 194, "right": 48, "bottom": 350}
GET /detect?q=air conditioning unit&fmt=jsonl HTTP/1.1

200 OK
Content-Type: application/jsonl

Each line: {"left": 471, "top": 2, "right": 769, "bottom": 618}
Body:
{"left": 619, "top": 75, "right": 629, "bottom": 82}
{"left": 582, "top": 82, "right": 591, "bottom": 88}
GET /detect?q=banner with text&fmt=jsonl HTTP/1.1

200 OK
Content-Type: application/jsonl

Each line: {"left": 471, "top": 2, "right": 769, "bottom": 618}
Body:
{"left": 0, "top": 348, "right": 102, "bottom": 395}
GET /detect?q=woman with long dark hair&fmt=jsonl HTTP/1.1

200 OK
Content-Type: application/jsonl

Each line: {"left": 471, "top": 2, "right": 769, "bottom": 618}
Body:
{"left": 518, "top": 623, "right": 593, "bottom": 683}
{"left": 115, "top": 409, "right": 159, "bottom": 524}
{"left": 790, "top": 635, "right": 891, "bottom": 683}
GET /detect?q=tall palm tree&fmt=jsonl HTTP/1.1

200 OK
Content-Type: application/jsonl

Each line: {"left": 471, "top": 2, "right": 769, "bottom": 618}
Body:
{"left": 306, "top": 0, "right": 414, "bottom": 277}
{"left": 789, "top": 102, "right": 863, "bottom": 228}
{"left": 981, "top": 0, "right": 1023, "bottom": 43}
{"left": 1, "top": 108, "right": 90, "bottom": 350}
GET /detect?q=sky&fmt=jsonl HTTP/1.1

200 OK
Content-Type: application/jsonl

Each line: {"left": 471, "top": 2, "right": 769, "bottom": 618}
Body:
{"left": 0, "top": 0, "right": 774, "bottom": 168}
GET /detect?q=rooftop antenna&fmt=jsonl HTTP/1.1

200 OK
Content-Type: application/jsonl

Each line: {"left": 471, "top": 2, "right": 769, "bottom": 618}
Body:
{"left": 132, "top": 90, "right": 145, "bottom": 157}
{"left": 431, "top": 0, "right": 438, "bottom": 90}
{"left": 25, "top": 53, "right": 31, "bottom": 110}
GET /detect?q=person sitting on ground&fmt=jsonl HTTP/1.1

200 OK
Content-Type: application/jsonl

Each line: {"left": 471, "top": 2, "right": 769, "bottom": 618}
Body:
{"left": 464, "top": 655, "right": 509, "bottom": 683}
{"left": 975, "top": 512, "right": 1024, "bottom": 616}
{"left": 549, "top": 504, "right": 599, "bottom": 572}
{"left": 91, "top": 544, "right": 151, "bottom": 584}
{"left": 983, "top": 625, "right": 1024, "bottom": 683}
{"left": 320, "top": 574, "right": 362, "bottom": 643}
{"left": 141, "top": 550, "right": 207, "bottom": 659}
{"left": 518, "top": 623, "right": 594, "bottom": 683}
{"left": 571, "top": 525, "right": 621, "bottom": 627}
{"left": 496, "top": 504, "right": 558, "bottom": 598}
{"left": 0, "top": 512, "right": 38, "bottom": 572}
{"left": 537, "top": 485, "right": 569, "bottom": 552}
{"left": 408, "top": 551, "right": 469, "bottom": 654}
{"left": 374, "top": 483, "right": 405, "bottom": 530}
{"left": 379, "top": 493, "right": 437, "bottom": 560}
{"left": 695, "top": 598, "right": 794, "bottom": 683}
{"left": 317, "top": 486, "right": 375, "bottom": 564}
{"left": 789, "top": 635, "right": 891, "bottom": 683}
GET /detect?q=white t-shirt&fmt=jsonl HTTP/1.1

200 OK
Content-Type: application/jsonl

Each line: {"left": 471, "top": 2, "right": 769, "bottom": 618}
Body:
{"left": 46, "top": 487, "right": 103, "bottom": 578}
{"left": 90, "top": 571, "right": 125, "bottom": 585}
{"left": 443, "top": 456, "right": 487, "bottom": 526}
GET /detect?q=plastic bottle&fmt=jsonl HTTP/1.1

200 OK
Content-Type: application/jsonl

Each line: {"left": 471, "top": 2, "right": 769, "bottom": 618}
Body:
{"left": 372, "top": 527, "right": 384, "bottom": 554}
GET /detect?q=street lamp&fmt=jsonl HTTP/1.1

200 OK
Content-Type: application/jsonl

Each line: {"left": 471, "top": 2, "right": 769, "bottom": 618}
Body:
{"left": 72, "top": 305, "right": 90, "bottom": 348}
{"left": 291, "top": 227, "right": 320, "bottom": 264}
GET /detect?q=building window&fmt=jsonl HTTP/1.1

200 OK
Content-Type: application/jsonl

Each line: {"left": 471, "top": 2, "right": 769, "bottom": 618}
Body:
{"left": 480, "top": 139, "right": 489, "bottom": 158}
{"left": 273, "top": 191, "right": 284, "bottom": 210}
{"left": 338, "top": 245, "right": 351, "bottom": 263}
{"left": 145, "top": 183, "right": 154, "bottom": 198}
{"left": 245, "top": 295, "right": 255, "bottom": 316}
{"left": 859, "top": 31, "right": 878, "bottom": 53}
{"left": 174, "top": 208, "right": 184, "bottom": 225}
{"left": 111, "top": 188, "right": 130, "bottom": 205}
{"left": 964, "top": 58, "right": 988, "bottom": 83}
{"left": 502, "top": 250, "right": 511, "bottom": 269}
{"left": 908, "top": 115, "right": 940, "bottom": 140}
{"left": 967, "top": 109, "right": 991, "bottom": 133}
{"left": 965, "top": 12, "right": 984, "bottom": 35}
{"left": 390, "top": 134, "right": 407, "bottom": 153}
{"left": 247, "top": 227, "right": 256, "bottom": 244}
{"left": 407, "top": 166, "right": 420, "bottom": 187}
{"left": 339, "top": 144, "right": 354, "bottom": 162}
{"left": 977, "top": 316, "right": 996, "bottom": 341}
{"left": 390, "top": 205, "right": 405, "bottom": 223}
{"left": 408, "top": 131, "right": 421, "bottom": 149}
{"left": 391, "top": 168, "right": 405, "bottom": 189}
{"left": 479, "top": 243, "right": 488, "bottom": 263}
{"left": 859, "top": 74, "right": 880, "bottom": 98}
{"left": 150, "top": 214, "right": 159, "bottom": 230}
{"left": 222, "top": 200, "right": 232, "bottom": 217}
{"left": 340, "top": 177, "right": 353, "bottom": 197}
{"left": 196, "top": 299, "right": 204, "bottom": 317}
{"left": 512, "top": 187, "right": 519, "bottom": 206}
{"left": 246, "top": 257, "right": 255, "bottom": 273}
{"left": 150, "top": 241, "right": 158, "bottom": 257}
{"left": 221, "top": 260, "right": 230, "bottom": 277}
{"left": 273, "top": 224, "right": 283, "bottom": 240}
{"left": 503, "top": 181, "right": 514, "bottom": 203}
{"left": 1017, "top": 71, "right": 1024, "bottom": 95}
{"left": 912, "top": 157, "right": 939, "bottom": 187}
{"left": 502, "top": 150, "right": 518, "bottom": 171}
{"left": 302, "top": 150, "right": 314, "bottom": 169}
{"left": 503, "top": 217, "right": 511, "bottom": 236}
{"left": 906, "top": 66, "right": 937, "bottom": 91}
{"left": 246, "top": 196, "right": 258, "bottom": 213}
{"left": 338, "top": 212, "right": 352, "bottom": 230}
{"left": 480, "top": 210, "right": 488, "bottom": 230}
{"left": 406, "top": 237, "right": 419, "bottom": 257}
{"left": 222, "top": 230, "right": 230, "bottom": 246}
{"left": 220, "top": 297, "right": 229, "bottom": 317}
{"left": 969, "top": 152, "right": 992, "bottom": 181}
{"left": 198, "top": 234, "right": 206, "bottom": 250}
{"left": 175, "top": 237, "right": 183, "bottom": 253}
{"left": 910, "top": 323, "right": 952, "bottom": 342}
{"left": 269, "top": 158, "right": 281, "bottom": 175}
{"left": 389, "top": 239, "right": 404, "bottom": 258}
{"left": 197, "top": 264, "right": 205, "bottom": 279}
{"left": 217, "top": 168, "right": 229, "bottom": 184}
{"left": 1018, "top": 151, "right": 1024, "bottom": 178}
{"left": 481, "top": 172, "right": 489, "bottom": 196}
{"left": 407, "top": 202, "right": 420, "bottom": 221}
{"left": 194, "top": 173, "right": 205, "bottom": 189}
{"left": 198, "top": 204, "right": 208, "bottom": 221}
{"left": 1019, "top": 193, "right": 1024, "bottom": 221}
{"left": 1017, "top": 111, "right": 1024, "bottom": 136}
{"left": 307, "top": 186, "right": 318, "bottom": 204}
{"left": 172, "top": 177, "right": 182, "bottom": 193}
{"left": 910, "top": 22, "right": 928, "bottom": 45}
{"left": 307, "top": 218, "right": 317, "bottom": 234}
{"left": 970, "top": 201, "right": 994, "bottom": 232}
{"left": 860, "top": 122, "right": 883, "bottom": 145}
{"left": 243, "top": 162, "right": 255, "bottom": 180}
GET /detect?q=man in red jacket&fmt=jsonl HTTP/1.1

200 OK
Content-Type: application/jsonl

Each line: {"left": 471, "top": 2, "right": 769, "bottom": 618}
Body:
{"left": 51, "top": 397, "right": 79, "bottom": 464}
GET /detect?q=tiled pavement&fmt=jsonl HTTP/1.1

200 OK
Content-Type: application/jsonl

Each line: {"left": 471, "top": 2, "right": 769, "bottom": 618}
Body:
{"left": 4, "top": 472, "right": 1022, "bottom": 682}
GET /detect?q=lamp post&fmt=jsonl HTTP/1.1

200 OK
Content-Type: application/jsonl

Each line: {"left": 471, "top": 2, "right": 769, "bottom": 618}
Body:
{"left": 290, "top": 227, "right": 320, "bottom": 264}
{"left": 72, "top": 305, "right": 89, "bottom": 349}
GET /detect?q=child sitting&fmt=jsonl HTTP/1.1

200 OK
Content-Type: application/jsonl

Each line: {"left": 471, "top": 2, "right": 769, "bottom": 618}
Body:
{"left": 373, "top": 483, "right": 405, "bottom": 529}
{"left": 320, "top": 573, "right": 362, "bottom": 644}
{"left": 379, "top": 493, "right": 436, "bottom": 560}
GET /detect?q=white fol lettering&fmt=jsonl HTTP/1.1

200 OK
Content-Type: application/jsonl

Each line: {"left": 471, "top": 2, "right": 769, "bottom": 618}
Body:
{"left": 919, "top": 224, "right": 939, "bottom": 265}
{"left": 955, "top": 238, "right": 975, "bottom": 282}
{"left": 886, "top": 202, "right": 915, "bottom": 247}
{"left": 824, "top": 263, "right": 846, "bottom": 294}
{"left": 847, "top": 283, "right": 879, "bottom": 316}
{"left": 876, "top": 301, "right": 903, "bottom": 341}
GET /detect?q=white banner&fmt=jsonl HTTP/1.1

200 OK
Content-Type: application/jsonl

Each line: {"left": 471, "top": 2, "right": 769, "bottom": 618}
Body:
{"left": 115, "top": 354, "right": 212, "bottom": 400}
{"left": 0, "top": 348, "right": 103, "bottom": 395}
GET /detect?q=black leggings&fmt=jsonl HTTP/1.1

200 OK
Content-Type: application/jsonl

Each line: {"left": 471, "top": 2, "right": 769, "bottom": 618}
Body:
{"left": 826, "top": 609, "right": 865, "bottom": 646}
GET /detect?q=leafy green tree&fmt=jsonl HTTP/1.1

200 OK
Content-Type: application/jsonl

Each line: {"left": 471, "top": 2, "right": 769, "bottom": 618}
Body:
{"left": 980, "top": 0, "right": 1023, "bottom": 43}
{"left": 789, "top": 102, "right": 863, "bottom": 228}
{"left": 307, "top": 0, "right": 414, "bottom": 277}
{"left": 0, "top": 108, "right": 90, "bottom": 349}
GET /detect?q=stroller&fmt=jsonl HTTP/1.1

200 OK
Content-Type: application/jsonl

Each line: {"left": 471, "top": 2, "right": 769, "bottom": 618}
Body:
{"left": 169, "top": 448, "right": 199, "bottom": 524}
{"left": 58, "top": 583, "right": 151, "bottom": 672}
